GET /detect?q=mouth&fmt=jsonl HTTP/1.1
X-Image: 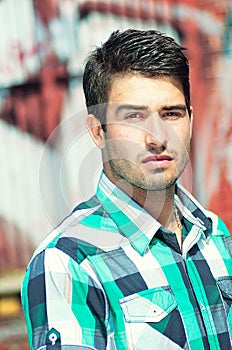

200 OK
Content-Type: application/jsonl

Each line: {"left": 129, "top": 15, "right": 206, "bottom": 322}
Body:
{"left": 142, "top": 154, "right": 173, "bottom": 168}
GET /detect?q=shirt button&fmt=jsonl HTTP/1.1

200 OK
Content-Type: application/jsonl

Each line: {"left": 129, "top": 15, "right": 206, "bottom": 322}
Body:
{"left": 49, "top": 333, "right": 58, "bottom": 346}
{"left": 46, "top": 328, "right": 61, "bottom": 346}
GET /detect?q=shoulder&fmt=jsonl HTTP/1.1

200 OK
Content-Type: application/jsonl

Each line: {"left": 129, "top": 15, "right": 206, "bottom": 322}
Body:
{"left": 27, "top": 194, "right": 122, "bottom": 271}
{"left": 28, "top": 196, "right": 102, "bottom": 264}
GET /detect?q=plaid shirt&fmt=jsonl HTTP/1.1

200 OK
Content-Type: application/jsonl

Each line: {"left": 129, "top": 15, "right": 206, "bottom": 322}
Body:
{"left": 22, "top": 172, "right": 232, "bottom": 350}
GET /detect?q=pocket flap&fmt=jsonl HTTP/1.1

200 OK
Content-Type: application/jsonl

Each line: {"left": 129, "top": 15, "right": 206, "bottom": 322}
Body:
{"left": 119, "top": 287, "right": 177, "bottom": 323}
{"left": 217, "top": 277, "right": 232, "bottom": 299}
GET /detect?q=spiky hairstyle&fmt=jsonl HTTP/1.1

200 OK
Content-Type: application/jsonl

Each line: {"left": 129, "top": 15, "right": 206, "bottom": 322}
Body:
{"left": 83, "top": 29, "right": 190, "bottom": 128}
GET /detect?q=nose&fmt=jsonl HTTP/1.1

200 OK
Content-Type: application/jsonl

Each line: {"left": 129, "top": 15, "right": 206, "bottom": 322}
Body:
{"left": 144, "top": 114, "right": 168, "bottom": 149}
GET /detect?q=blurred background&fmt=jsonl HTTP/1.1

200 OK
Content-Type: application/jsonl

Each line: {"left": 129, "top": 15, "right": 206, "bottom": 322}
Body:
{"left": 0, "top": 0, "right": 232, "bottom": 349}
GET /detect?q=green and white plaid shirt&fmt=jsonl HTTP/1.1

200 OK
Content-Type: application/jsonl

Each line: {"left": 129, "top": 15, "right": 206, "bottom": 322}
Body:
{"left": 22, "top": 172, "right": 232, "bottom": 350}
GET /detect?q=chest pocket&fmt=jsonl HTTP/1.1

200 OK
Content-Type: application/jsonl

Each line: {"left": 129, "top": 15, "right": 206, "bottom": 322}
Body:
{"left": 119, "top": 286, "right": 176, "bottom": 322}
{"left": 119, "top": 287, "right": 186, "bottom": 350}
{"left": 217, "top": 277, "right": 232, "bottom": 335}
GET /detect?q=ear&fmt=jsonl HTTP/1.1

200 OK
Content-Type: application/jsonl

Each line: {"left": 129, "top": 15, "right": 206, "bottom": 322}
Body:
{"left": 86, "top": 114, "right": 105, "bottom": 149}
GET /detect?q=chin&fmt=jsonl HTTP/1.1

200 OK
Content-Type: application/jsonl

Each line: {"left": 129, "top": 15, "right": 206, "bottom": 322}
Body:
{"left": 129, "top": 179, "right": 177, "bottom": 191}
{"left": 140, "top": 175, "right": 178, "bottom": 191}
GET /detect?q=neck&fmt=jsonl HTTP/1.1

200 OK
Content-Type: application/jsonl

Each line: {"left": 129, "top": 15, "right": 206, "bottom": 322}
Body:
{"left": 121, "top": 180, "right": 182, "bottom": 247}
{"left": 105, "top": 170, "right": 182, "bottom": 248}
{"left": 124, "top": 181, "right": 175, "bottom": 226}
{"left": 104, "top": 169, "right": 175, "bottom": 228}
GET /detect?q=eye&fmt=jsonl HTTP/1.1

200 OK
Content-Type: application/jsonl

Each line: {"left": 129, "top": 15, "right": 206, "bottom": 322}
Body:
{"left": 162, "top": 111, "right": 183, "bottom": 120}
{"left": 125, "top": 112, "right": 145, "bottom": 120}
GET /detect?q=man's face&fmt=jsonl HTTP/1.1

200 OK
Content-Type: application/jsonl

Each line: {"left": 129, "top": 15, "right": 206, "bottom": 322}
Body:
{"left": 98, "top": 74, "right": 192, "bottom": 191}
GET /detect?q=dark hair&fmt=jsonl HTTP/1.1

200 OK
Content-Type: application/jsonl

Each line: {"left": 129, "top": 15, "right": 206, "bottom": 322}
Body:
{"left": 83, "top": 29, "right": 190, "bottom": 129}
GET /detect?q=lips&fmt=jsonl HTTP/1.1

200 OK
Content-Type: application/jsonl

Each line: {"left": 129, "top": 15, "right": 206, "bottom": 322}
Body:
{"left": 142, "top": 154, "right": 173, "bottom": 163}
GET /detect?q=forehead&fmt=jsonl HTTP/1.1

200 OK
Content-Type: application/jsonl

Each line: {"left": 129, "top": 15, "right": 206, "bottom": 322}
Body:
{"left": 108, "top": 74, "right": 185, "bottom": 106}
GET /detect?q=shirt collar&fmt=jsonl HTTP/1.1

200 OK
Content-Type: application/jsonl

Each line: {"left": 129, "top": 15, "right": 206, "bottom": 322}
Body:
{"left": 175, "top": 182, "right": 212, "bottom": 236}
{"left": 96, "top": 172, "right": 212, "bottom": 255}
{"left": 96, "top": 172, "right": 161, "bottom": 255}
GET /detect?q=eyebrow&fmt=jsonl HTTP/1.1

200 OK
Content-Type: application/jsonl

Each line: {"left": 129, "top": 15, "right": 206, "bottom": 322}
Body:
{"left": 115, "top": 104, "right": 148, "bottom": 117}
{"left": 161, "top": 104, "right": 187, "bottom": 111}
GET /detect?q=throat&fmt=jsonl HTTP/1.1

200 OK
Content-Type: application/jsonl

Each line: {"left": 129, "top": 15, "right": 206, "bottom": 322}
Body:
{"left": 169, "top": 204, "right": 182, "bottom": 248}
{"left": 107, "top": 174, "right": 183, "bottom": 247}
{"left": 133, "top": 187, "right": 183, "bottom": 249}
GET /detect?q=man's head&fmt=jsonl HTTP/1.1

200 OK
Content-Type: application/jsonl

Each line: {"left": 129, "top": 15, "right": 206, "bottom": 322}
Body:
{"left": 83, "top": 29, "right": 190, "bottom": 129}
{"left": 85, "top": 29, "right": 193, "bottom": 193}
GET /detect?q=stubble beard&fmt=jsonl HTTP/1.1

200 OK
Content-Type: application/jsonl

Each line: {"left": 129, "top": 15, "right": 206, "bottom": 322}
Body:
{"left": 104, "top": 136, "right": 191, "bottom": 192}
{"left": 108, "top": 157, "right": 182, "bottom": 192}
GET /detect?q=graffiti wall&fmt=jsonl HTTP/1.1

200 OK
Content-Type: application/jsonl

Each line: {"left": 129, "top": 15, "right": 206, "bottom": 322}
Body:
{"left": 0, "top": 0, "right": 232, "bottom": 280}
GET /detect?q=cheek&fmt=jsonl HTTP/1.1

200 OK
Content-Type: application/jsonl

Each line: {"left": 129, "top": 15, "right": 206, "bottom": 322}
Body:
{"left": 182, "top": 126, "right": 192, "bottom": 145}
{"left": 106, "top": 125, "right": 141, "bottom": 143}
{"left": 173, "top": 124, "right": 191, "bottom": 146}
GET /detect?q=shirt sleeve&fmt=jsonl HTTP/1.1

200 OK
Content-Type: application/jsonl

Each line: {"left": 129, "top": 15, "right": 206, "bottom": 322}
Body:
{"left": 21, "top": 247, "right": 109, "bottom": 350}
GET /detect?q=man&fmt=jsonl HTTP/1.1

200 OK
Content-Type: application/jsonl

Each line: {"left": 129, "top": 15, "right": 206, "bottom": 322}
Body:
{"left": 22, "top": 29, "right": 232, "bottom": 350}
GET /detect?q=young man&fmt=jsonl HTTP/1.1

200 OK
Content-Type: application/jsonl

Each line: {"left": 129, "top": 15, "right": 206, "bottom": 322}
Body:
{"left": 22, "top": 29, "right": 232, "bottom": 350}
